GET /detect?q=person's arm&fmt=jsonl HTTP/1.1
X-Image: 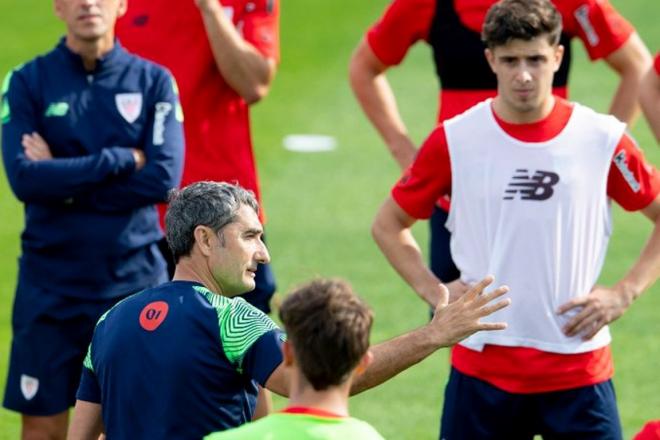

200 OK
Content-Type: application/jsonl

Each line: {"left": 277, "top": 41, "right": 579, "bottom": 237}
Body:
{"left": 1, "top": 70, "right": 138, "bottom": 204}
{"left": 559, "top": 194, "right": 660, "bottom": 339}
{"left": 350, "top": 277, "right": 509, "bottom": 394}
{"left": 373, "top": 197, "right": 447, "bottom": 307}
{"left": 194, "top": 0, "right": 277, "bottom": 104}
{"left": 69, "top": 346, "right": 104, "bottom": 440}
{"left": 67, "top": 400, "right": 104, "bottom": 440}
{"left": 602, "top": 33, "right": 652, "bottom": 124}
{"left": 640, "top": 55, "right": 660, "bottom": 143}
{"left": 559, "top": 133, "right": 660, "bottom": 339}
{"left": 75, "top": 72, "right": 185, "bottom": 211}
{"left": 349, "top": 39, "right": 416, "bottom": 170}
{"left": 264, "top": 362, "right": 290, "bottom": 397}
{"left": 266, "top": 278, "right": 509, "bottom": 397}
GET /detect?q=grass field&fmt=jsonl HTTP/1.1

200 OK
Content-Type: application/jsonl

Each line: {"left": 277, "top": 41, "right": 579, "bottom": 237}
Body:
{"left": 0, "top": 0, "right": 658, "bottom": 438}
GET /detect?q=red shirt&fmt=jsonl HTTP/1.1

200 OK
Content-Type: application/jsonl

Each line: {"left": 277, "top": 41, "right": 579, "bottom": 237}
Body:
{"left": 117, "top": 0, "right": 279, "bottom": 221}
{"left": 392, "top": 99, "right": 660, "bottom": 393}
{"left": 635, "top": 421, "right": 660, "bottom": 440}
{"left": 654, "top": 52, "right": 660, "bottom": 75}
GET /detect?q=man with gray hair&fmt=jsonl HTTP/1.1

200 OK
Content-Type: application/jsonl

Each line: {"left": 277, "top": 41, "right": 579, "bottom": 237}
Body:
{"left": 67, "top": 181, "right": 510, "bottom": 439}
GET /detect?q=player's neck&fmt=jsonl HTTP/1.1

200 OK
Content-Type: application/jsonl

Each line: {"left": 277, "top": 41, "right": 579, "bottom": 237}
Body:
{"left": 65, "top": 33, "right": 115, "bottom": 71}
{"left": 493, "top": 95, "right": 555, "bottom": 124}
{"left": 287, "top": 372, "right": 350, "bottom": 417}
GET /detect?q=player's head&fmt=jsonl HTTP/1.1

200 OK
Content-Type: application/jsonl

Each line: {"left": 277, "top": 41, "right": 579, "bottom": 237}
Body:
{"left": 166, "top": 181, "right": 269, "bottom": 296}
{"left": 55, "top": 0, "right": 127, "bottom": 43}
{"left": 279, "top": 278, "right": 374, "bottom": 391}
{"left": 482, "top": 0, "right": 564, "bottom": 117}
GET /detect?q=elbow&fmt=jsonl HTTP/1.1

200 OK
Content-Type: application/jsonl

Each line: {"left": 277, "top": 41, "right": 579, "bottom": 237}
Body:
{"left": 7, "top": 171, "right": 36, "bottom": 203}
{"left": 241, "top": 62, "right": 276, "bottom": 105}
{"left": 152, "top": 167, "right": 182, "bottom": 202}
{"left": 371, "top": 215, "right": 387, "bottom": 249}
{"left": 242, "top": 83, "right": 270, "bottom": 105}
{"left": 348, "top": 54, "right": 367, "bottom": 95}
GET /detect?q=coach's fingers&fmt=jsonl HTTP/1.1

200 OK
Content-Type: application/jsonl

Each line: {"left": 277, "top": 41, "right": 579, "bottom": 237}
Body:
{"left": 436, "top": 283, "right": 450, "bottom": 309}
{"left": 474, "top": 285, "right": 509, "bottom": 308}
{"left": 462, "top": 275, "right": 494, "bottom": 302}
{"left": 478, "top": 298, "right": 511, "bottom": 318}
{"left": 477, "top": 322, "right": 508, "bottom": 331}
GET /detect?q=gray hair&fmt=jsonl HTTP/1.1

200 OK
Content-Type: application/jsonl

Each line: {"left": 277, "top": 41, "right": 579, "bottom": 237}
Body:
{"left": 165, "top": 181, "right": 259, "bottom": 263}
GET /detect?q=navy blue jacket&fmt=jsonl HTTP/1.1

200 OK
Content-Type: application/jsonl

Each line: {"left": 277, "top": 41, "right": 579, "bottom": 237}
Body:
{"left": 1, "top": 39, "right": 184, "bottom": 298}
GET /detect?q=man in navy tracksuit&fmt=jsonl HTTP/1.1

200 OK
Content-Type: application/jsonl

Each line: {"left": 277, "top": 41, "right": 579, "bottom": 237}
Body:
{"left": 0, "top": 0, "right": 184, "bottom": 437}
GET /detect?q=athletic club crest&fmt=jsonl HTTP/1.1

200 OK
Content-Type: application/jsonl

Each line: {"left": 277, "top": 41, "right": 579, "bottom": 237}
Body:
{"left": 115, "top": 93, "right": 143, "bottom": 123}
{"left": 20, "top": 374, "right": 39, "bottom": 401}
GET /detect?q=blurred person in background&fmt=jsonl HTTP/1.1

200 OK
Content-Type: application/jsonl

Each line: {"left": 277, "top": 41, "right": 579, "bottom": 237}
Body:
{"left": 0, "top": 0, "right": 184, "bottom": 438}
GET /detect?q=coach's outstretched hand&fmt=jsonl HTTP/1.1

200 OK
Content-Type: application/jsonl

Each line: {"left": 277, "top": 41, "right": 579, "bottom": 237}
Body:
{"left": 349, "top": 276, "right": 509, "bottom": 395}
{"left": 430, "top": 276, "right": 510, "bottom": 347}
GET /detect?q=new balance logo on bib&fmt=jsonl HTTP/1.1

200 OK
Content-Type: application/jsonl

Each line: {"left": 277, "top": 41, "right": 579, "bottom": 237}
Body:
{"left": 503, "top": 169, "right": 560, "bottom": 201}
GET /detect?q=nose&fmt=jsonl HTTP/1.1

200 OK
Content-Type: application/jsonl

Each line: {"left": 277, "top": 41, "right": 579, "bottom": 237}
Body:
{"left": 255, "top": 240, "right": 271, "bottom": 264}
{"left": 515, "top": 65, "right": 532, "bottom": 84}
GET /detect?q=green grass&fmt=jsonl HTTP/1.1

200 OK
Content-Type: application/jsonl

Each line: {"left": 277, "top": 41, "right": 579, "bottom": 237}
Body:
{"left": 0, "top": 0, "right": 658, "bottom": 438}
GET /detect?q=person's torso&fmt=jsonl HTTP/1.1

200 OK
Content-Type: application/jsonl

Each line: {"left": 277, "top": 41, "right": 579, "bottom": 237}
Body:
{"left": 90, "top": 281, "right": 267, "bottom": 438}
{"left": 16, "top": 41, "right": 168, "bottom": 297}
{"left": 116, "top": 1, "right": 259, "bottom": 194}
{"left": 444, "top": 99, "right": 625, "bottom": 354}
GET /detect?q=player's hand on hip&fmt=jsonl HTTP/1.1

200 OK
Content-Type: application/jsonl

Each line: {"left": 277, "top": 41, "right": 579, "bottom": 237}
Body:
{"left": 446, "top": 279, "right": 470, "bottom": 303}
{"left": 558, "top": 285, "right": 634, "bottom": 340}
{"left": 22, "top": 132, "right": 53, "bottom": 161}
{"left": 429, "top": 276, "right": 510, "bottom": 347}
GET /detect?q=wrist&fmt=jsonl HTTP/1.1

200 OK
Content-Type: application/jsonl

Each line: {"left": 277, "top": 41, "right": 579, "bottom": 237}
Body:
{"left": 614, "top": 281, "right": 640, "bottom": 305}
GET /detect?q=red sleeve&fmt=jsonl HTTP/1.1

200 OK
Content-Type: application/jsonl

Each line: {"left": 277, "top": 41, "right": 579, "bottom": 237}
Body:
{"left": 654, "top": 52, "right": 660, "bottom": 76}
{"left": 391, "top": 125, "right": 452, "bottom": 219}
{"left": 366, "top": 0, "right": 435, "bottom": 66}
{"left": 241, "top": 0, "right": 280, "bottom": 62}
{"left": 558, "top": 0, "right": 634, "bottom": 60}
{"left": 607, "top": 133, "right": 660, "bottom": 211}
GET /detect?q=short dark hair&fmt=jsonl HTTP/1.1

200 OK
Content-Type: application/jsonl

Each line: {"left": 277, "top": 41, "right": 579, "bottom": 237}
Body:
{"left": 482, "top": 0, "right": 562, "bottom": 48}
{"left": 165, "top": 181, "right": 259, "bottom": 263}
{"left": 279, "top": 278, "right": 374, "bottom": 391}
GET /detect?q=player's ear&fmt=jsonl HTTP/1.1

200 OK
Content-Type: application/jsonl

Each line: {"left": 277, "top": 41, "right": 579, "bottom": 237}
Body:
{"left": 193, "top": 225, "right": 215, "bottom": 258}
{"left": 354, "top": 350, "right": 374, "bottom": 376}
{"left": 553, "top": 44, "right": 565, "bottom": 73}
{"left": 282, "top": 340, "right": 295, "bottom": 367}
{"left": 485, "top": 48, "right": 497, "bottom": 74}
{"left": 117, "top": 0, "right": 128, "bottom": 18}
{"left": 53, "top": 0, "right": 65, "bottom": 20}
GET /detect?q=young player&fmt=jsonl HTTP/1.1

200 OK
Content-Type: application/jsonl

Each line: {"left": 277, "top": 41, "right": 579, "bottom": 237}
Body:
{"left": 205, "top": 278, "right": 385, "bottom": 439}
{"left": 371, "top": 0, "right": 660, "bottom": 437}
{"left": 1, "top": 0, "right": 184, "bottom": 438}
{"left": 67, "top": 182, "right": 510, "bottom": 439}
{"left": 350, "top": 0, "right": 652, "bottom": 300}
